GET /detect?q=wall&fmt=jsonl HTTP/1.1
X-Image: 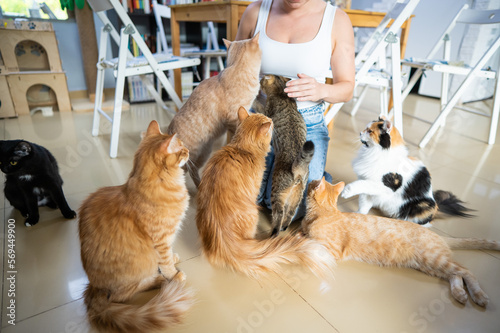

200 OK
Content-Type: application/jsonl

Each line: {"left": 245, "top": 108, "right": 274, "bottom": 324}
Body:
{"left": 52, "top": 19, "right": 86, "bottom": 91}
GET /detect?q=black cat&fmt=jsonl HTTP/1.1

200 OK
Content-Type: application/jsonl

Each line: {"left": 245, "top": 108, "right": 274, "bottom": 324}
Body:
{"left": 0, "top": 140, "right": 76, "bottom": 226}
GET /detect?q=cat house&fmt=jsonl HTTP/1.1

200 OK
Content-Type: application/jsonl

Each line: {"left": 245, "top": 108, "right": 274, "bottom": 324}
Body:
{"left": 0, "top": 19, "right": 71, "bottom": 117}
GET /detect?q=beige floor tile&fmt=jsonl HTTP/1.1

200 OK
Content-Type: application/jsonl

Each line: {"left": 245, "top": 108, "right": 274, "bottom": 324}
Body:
{"left": 1, "top": 299, "right": 91, "bottom": 333}
{"left": 1, "top": 195, "right": 86, "bottom": 327}
{"left": 175, "top": 256, "right": 339, "bottom": 333}
{"left": 285, "top": 250, "right": 500, "bottom": 333}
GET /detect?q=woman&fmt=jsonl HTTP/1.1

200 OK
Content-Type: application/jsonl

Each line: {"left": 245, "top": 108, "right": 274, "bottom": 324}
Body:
{"left": 236, "top": 0, "right": 355, "bottom": 214}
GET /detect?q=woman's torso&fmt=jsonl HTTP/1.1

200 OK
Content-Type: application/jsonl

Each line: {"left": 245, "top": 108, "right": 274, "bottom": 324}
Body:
{"left": 253, "top": 0, "right": 336, "bottom": 109}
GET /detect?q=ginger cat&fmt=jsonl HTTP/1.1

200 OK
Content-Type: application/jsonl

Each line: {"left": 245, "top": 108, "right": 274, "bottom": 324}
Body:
{"left": 196, "top": 107, "right": 334, "bottom": 279}
{"left": 260, "top": 75, "right": 314, "bottom": 237}
{"left": 79, "top": 121, "right": 193, "bottom": 332}
{"left": 167, "top": 33, "right": 261, "bottom": 187}
{"left": 302, "top": 178, "right": 500, "bottom": 307}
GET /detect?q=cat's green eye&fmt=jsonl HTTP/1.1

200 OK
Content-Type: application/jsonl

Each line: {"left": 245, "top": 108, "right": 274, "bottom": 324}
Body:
{"left": 10, "top": 161, "right": 18, "bottom": 166}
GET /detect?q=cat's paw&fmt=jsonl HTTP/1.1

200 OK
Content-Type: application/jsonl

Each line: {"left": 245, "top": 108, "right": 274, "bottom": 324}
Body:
{"left": 341, "top": 184, "right": 355, "bottom": 199}
{"left": 62, "top": 210, "right": 77, "bottom": 219}
{"left": 24, "top": 215, "right": 39, "bottom": 227}
{"left": 173, "top": 270, "right": 186, "bottom": 282}
{"left": 173, "top": 253, "right": 180, "bottom": 264}
{"left": 471, "top": 290, "right": 489, "bottom": 307}
{"left": 451, "top": 287, "right": 468, "bottom": 305}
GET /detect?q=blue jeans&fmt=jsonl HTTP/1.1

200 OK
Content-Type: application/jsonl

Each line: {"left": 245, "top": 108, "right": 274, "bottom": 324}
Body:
{"left": 256, "top": 102, "right": 332, "bottom": 218}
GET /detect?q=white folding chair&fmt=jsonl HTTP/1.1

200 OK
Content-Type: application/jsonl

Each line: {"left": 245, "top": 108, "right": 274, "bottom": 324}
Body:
{"left": 88, "top": 0, "right": 200, "bottom": 158}
{"left": 401, "top": 5, "right": 500, "bottom": 148}
{"left": 183, "top": 21, "right": 227, "bottom": 80}
{"left": 325, "top": 0, "right": 421, "bottom": 137}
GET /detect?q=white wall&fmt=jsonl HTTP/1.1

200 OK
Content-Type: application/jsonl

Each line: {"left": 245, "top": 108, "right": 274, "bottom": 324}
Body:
{"left": 52, "top": 20, "right": 86, "bottom": 91}
{"left": 53, "top": 15, "right": 115, "bottom": 92}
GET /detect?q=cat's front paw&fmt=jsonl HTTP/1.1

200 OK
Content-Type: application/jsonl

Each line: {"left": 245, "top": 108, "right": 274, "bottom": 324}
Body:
{"left": 173, "top": 253, "right": 180, "bottom": 264}
{"left": 341, "top": 184, "right": 356, "bottom": 199}
{"left": 24, "top": 215, "right": 39, "bottom": 227}
{"left": 62, "top": 210, "right": 77, "bottom": 219}
{"left": 173, "top": 270, "right": 186, "bottom": 282}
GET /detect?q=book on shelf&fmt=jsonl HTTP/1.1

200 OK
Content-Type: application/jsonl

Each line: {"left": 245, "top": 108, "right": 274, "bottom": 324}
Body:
{"left": 123, "top": 0, "right": 151, "bottom": 13}
{"left": 127, "top": 74, "right": 156, "bottom": 103}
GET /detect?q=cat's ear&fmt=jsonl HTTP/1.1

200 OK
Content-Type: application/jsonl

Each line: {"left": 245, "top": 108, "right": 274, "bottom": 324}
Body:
{"left": 259, "top": 121, "right": 272, "bottom": 136}
{"left": 223, "top": 38, "right": 231, "bottom": 50}
{"left": 14, "top": 141, "right": 31, "bottom": 157}
{"left": 316, "top": 177, "right": 326, "bottom": 193}
{"left": 162, "top": 134, "right": 184, "bottom": 154}
{"left": 333, "top": 181, "right": 345, "bottom": 194}
{"left": 251, "top": 32, "right": 260, "bottom": 43}
{"left": 382, "top": 119, "right": 393, "bottom": 133}
{"left": 238, "top": 106, "right": 249, "bottom": 122}
{"left": 264, "top": 75, "right": 275, "bottom": 85}
{"left": 146, "top": 120, "right": 161, "bottom": 137}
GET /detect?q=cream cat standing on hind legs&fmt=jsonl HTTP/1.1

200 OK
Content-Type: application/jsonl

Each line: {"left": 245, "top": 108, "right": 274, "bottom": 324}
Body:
{"left": 167, "top": 33, "right": 261, "bottom": 187}
{"left": 342, "top": 117, "right": 472, "bottom": 225}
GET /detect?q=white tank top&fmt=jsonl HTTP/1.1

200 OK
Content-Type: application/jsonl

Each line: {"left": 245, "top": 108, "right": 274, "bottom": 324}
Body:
{"left": 254, "top": 0, "right": 336, "bottom": 109}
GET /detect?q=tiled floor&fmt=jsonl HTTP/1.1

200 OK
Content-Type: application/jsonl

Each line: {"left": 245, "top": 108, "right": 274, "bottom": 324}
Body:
{"left": 1, "top": 91, "right": 500, "bottom": 332}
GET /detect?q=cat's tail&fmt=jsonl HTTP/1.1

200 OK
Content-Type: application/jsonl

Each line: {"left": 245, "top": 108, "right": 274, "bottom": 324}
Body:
{"left": 84, "top": 279, "right": 194, "bottom": 333}
{"left": 444, "top": 237, "right": 500, "bottom": 251}
{"left": 206, "top": 231, "right": 334, "bottom": 280}
{"left": 293, "top": 141, "right": 315, "bottom": 171}
{"left": 434, "top": 190, "right": 474, "bottom": 218}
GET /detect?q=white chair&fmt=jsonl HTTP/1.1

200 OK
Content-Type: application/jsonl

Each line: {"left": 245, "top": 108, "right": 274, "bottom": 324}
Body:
{"left": 88, "top": 0, "right": 200, "bottom": 158}
{"left": 182, "top": 21, "right": 227, "bottom": 80}
{"left": 325, "top": 0, "right": 421, "bottom": 137}
{"left": 401, "top": 5, "right": 500, "bottom": 148}
{"left": 152, "top": 1, "right": 225, "bottom": 84}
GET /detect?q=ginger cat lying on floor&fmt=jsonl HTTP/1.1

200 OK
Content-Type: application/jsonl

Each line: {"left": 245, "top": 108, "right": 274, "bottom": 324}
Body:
{"left": 302, "top": 178, "right": 500, "bottom": 307}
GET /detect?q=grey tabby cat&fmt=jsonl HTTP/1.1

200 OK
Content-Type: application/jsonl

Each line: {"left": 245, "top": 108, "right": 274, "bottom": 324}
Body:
{"left": 260, "top": 75, "right": 314, "bottom": 237}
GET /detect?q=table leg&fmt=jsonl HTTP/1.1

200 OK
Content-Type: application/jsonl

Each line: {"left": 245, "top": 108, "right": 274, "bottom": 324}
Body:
{"left": 170, "top": 11, "right": 183, "bottom": 103}
{"left": 227, "top": 4, "right": 239, "bottom": 41}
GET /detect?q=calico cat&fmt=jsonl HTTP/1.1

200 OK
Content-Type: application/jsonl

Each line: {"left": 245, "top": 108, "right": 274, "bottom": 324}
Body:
{"left": 342, "top": 117, "right": 472, "bottom": 225}
{"left": 0, "top": 140, "right": 76, "bottom": 226}
{"left": 167, "top": 33, "right": 261, "bottom": 187}
{"left": 196, "top": 107, "right": 333, "bottom": 279}
{"left": 302, "top": 178, "right": 500, "bottom": 306}
{"left": 259, "top": 75, "right": 314, "bottom": 237}
{"left": 79, "top": 121, "right": 193, "bottom": 332}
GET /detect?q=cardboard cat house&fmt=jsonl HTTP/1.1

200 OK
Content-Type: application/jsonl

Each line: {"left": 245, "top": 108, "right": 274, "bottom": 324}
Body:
{"left": 0, "top": 19, "right": 71, "bottom": 117}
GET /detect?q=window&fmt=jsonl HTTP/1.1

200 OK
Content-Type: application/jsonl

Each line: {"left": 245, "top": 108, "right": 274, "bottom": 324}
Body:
{"left": 0, "top": 0, "right": 69, "bottom": 20}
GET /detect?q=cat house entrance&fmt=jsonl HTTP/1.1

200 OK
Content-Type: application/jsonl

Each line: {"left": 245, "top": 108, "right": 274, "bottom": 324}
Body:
{"left": 27, "top": 84, "right": 59, "bottom": 112}
{"left": 15, "top": 40, "right": 50, "bottom": 72}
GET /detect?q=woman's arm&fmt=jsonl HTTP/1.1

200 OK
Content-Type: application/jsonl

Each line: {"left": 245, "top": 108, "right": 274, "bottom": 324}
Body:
{"left": 284, "top": 9, "right": 355, "bottom": 104}
{"left": 235, "top": 1, "right": 262, "bottom": 41}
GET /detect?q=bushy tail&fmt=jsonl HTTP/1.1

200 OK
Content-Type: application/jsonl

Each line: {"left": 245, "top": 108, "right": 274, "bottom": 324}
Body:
{"left": 204, "top": 230, "right": 334, "bottom": 280}
{"left": 84, "top": 280, "right": 194, "bottom": 333}
{"left": 444, "top": 237, "right": 500, "bottom": 251}
{"left": 434, "top": 190, "right": 474, "bottom": 218}
{"left": 293, "top": 141, "right": 315, "bottom": 171}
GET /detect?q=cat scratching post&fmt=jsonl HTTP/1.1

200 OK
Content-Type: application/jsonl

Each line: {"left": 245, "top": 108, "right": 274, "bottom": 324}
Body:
{"left": 75, "top": 3, "right": 98, "bottom": 102}
{"left": 0, "top": 19, "right": 72, "bottom": 117}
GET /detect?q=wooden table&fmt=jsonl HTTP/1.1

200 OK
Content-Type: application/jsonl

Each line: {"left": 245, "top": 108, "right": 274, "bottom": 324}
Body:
{"left": 169, "top": 0, "right": 252, "bottom": 97}
{"left": 169, "top": 2, "right": 414, "bottom": 101}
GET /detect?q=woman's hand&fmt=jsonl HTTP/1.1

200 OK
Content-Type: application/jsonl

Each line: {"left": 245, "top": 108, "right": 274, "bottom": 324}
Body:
{"left": 284, "top": 73, "right": 325, "bottom": 102}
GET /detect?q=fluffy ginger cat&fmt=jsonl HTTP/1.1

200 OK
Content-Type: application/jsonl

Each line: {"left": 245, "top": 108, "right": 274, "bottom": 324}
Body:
{"left": 302, "top": 178, "right": 500, "bottom": 306}
{"left": 79, "top": 121, "right": 193, "bottom": 332}
{"left": 167, "top": 33, "right": 261, "bottom": 187}
{"left": 196, "top": 107, "right": 333, "bottom": 279}
{"left": 260, "top": 75, "right": 315, "bottom": 237}
{"left": 342, "top": 117, "right": 472, "bottom": 225}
